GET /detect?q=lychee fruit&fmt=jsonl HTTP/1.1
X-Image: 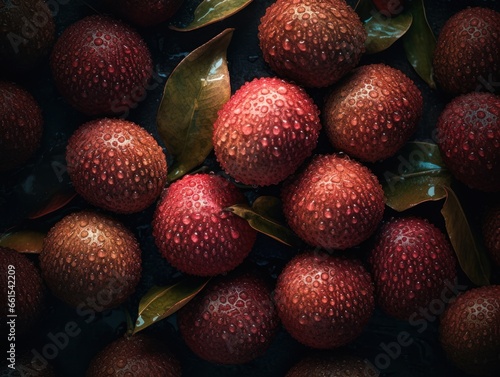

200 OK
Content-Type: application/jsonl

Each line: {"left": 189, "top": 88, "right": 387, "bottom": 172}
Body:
{"left": 0, "top": 81, "right": 43, "bottom": 171}
{"left": 152, "top": 173, "right": 257, "bottom": 276}
{"left": 482, "top": 203, "right": 500, "bottom": 267}
{"left": 258, "top": 0, "right": 366, "bottom": 88}
{"left": 0, "top": 247, "right": 45, "bottom": 337}
{"left": 436, "top": 92, "right": 500, "bottom": 192}
{"left": 368, "top": 217, "right": 457, "bottom": 320}
{"left": 50, "top": 15, "right": 153, "bottom": 116}
{"left": 86, "top": 333, "right": 181, "bottom": 377}
{"left": 104, "top": 0, "right": 185, "bottom": 27}
{"left": 213, "top": 77, "right": 321, "bottom": 186}
{"left": 274, "top": 251, "right": 375, "bottom": 349}
{"left": 66, "top": 118, "right": 167, "bottom": 214}
{"left": 324, "top": 64, "right": 423, "bottom": 162}
{"left": 433, "top": 7, "right": 500, "bottom": 95}
{"left": 40, "top": 210, "right": 142, "bottom": 310}
{"left": 0, "top": 0, "right": 55, "bottom": 73}
{"left": 281, "top": 154, "right": 385, "bottom": 250}
{"left": 372, "top": 0, "right": 405, "bottom": 17}
{"left": 439, "top": 285, "right": 500, "bottom": 376}
{"left": 177, "top": 270, "right": 279, "bottom": 364}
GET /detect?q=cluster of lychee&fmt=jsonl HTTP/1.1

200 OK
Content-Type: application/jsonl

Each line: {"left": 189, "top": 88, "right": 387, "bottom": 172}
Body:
{"left": 1, "top": 0, "right": 499, "bottom": 376}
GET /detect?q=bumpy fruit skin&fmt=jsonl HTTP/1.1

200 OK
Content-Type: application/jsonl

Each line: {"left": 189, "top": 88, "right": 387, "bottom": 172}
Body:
{"left": 436, "top": 92, "right": 500, "bottom": 192}
{"left": 286, "top": 353, "right": 379, "bottom": 377}
{"left": 274, "top": 251, "right": 375, "bottom": 349}
{"left": 369, "top": 217, "right": 457, "bottom": 320}
{"left": 324, "top": 64, "right": 423, "bottom": 162}
{"left": 282, "top": 154, "right": 385, "bottom": 250}
{"left": 0, "top": 247, "right": 45, "bottom": 337}
{"left": 0, "top": 81, "right": 43, "bottom": 171}
{"left": 50, "top": 15, "right": 153, "bottom": 116}
{"left": 433, "top": 7, "right": 500, "bottom": 95}
{"left": 439, "top": 285, "right": 500, "bottom": 376}
{"left": 66, "top": 118, "right": 167, "bottom": 214}
{"left": 0, "top": 0, "right": 55, "bottom": 73}
{"left": 213, "top": 77, "right": 321, "bottom": 186}
{"left": 258, "top": 0, "right": 366, "bottom": 88}
{"left": 177, "top": 270, "right": 279, "bottom": 364}
{"left": 104, "top": 0, "right": 184, "bottom": 27}
{"left": 483, "top": 204, "right": 500, "bottom": 266}
{"left": 86, "top": 334, "right": 181, "bottom": 377}
{"left": 152, "top": 174, "right": 257, "bottom": 276}
{"left": 40, "top": 210, "right": 142, "bottom": 310}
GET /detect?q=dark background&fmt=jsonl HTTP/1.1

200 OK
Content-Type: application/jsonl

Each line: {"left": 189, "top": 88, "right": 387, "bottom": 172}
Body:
{"left": 1, "top": 0, "right": 499, "bottom": 376}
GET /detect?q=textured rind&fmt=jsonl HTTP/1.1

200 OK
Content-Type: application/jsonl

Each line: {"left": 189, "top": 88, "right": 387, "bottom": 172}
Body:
{"left": 369, "top": 217, "right": 457, "bottom": 320}
{"left": 152, "top": 174, "right": 257, "bottom": 276}
{"left": 213, "top": 77, "right": 321, "bottom": 186}
{"left": 50, "top": 15, "right": 153, "bottom": 116}
{"left": 324, "top": 64, "right": 423, "bottom": 162}
{"left": 433, "top": 7, "right": 500, "bottom": 95}
{"left": 177, "top": 271, "right": 279, "bottom": 364}
{"left": 0, "top": 0, "right": 55, "bottom": 72}
{"left": 282, "top": 154, "right": 385, "bottom": 250}
{"left": 0, "top": 247, "right": 45, "bottom": 337}
{"left": 483, "top": 204, "right": 500, "bottom": 266}
{"left": 104, "top": 0, "right": 184, "bottom": 27}
{"left": 40, "top": 210, "right": 142, "bottom": 310}
{"left": 439, "top": 285, "right": 500, "bottom": 376}
{"left": 0, "top": 81, "right": 43, "bottom": 171}
{"left": 258, "top": 0, "right": 366, "bottom": 88}
{"left": 66, "top": 118, "right": 167, "bottom": 214}
{"left": 285, "top": 353, "right": 379, "bottom": 377}
{"left": 86, "top": 334, "right": 181, "bottom": 377}
{"left": 436, "top": 92, "right": 500, "bottom": 192}
{"left": 274, "top": 251, "right": 375, "bottom": 349}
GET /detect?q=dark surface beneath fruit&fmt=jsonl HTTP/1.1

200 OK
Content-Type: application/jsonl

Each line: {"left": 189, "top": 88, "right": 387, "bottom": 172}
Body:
{"left": 0, "top": 0, "right": 499, "bottom": 376}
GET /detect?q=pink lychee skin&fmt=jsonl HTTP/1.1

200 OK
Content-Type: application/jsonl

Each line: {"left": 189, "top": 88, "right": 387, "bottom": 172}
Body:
{"left": 177, "top": 271, "right": 279, "bottom": 364}
{"left": 50, "top": 15, "right": 153, "bottom": 116}
{"left": 436, "top": 92, "right": 500, "bottom": 192}
{"left": 369, "top": 217, "right": 457, "bottom": 320}
{"left": 213, "top": 77, "right": 321, "bottom": 186}
{"left": 274, "top": 251, "right": 375, "bottom": 349}
{"left": 66, "top": 118, "right": 167, "bottom": 214}
{"left": 152, "top": 173, "right": 257, "bottom": 276}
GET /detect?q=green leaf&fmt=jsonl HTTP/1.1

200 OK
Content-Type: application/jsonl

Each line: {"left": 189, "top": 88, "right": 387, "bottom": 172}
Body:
{"left": 251, "top": 196, "right": 286, "bottom": 223}
{"left": 381, "top": 142, "right": 451, "bottom": 211}
{"left": 402, "top": 0, "right": 436, "bottom": 88}
{"left": 171, "top": 0, "right": 253, "bottom": 31}
{"left": 225, "top": 203, "right": 302, "bottom": 248}
{"left": 157, "top": 28, "right": 233, "bottom": 182}
{"left": 133, "top": 277, "right": 210, "bottom": 335}
{"left": 441, "top": 187, "right": 491, "bottom": 286}
{"left": 364, "top": 11, "right": 413, "bottom": 54}
{"left": 0, "top": 231, "right": 45, "bottom": 254}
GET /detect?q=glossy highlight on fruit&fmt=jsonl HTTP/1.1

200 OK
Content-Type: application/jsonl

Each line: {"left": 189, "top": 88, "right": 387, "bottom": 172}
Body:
{"left": 0, "top": 81, "right": 43, "bottom": 172}
{"left": 258, "top": 0, "right": 366, "bottom": 88}
{"left": 282, "top": 154, "right": 385, "bottom": 250}
{"left": 40, "top": 210, "right": 142, "bottom": 310}
{"left": 274, "top": 251, "right": 375, "bottom": 349}
{"left": 324, "top": 64, "right": 423, "bottom": 162}
{"left": 177, "top": 270, "right": 279, "bottom": 364}
{"left": 439, "top": 285, "right": 500, "bottom": 376}
{"left": 86, "top": 333, "right": 181, "bottom": 377}
{"left": 66, "top": 118, "right": 167, "bottom": 214}
{"left": 152, "top": 173, "right": 257, "bottom": 276}
{"left": 50, "top": 15, "right": 153, "bottom": 116}
{"left": 436, "top": 92, "right": 500, "bottom": 192}
{"left": 213, "top": 77, "right": 321, "bottom": 186}
{"left": 369, "top": 217, "right": 457, "bottom": 320}
{"left": 433, "top": 7, "right": 500, "bottom": 95}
